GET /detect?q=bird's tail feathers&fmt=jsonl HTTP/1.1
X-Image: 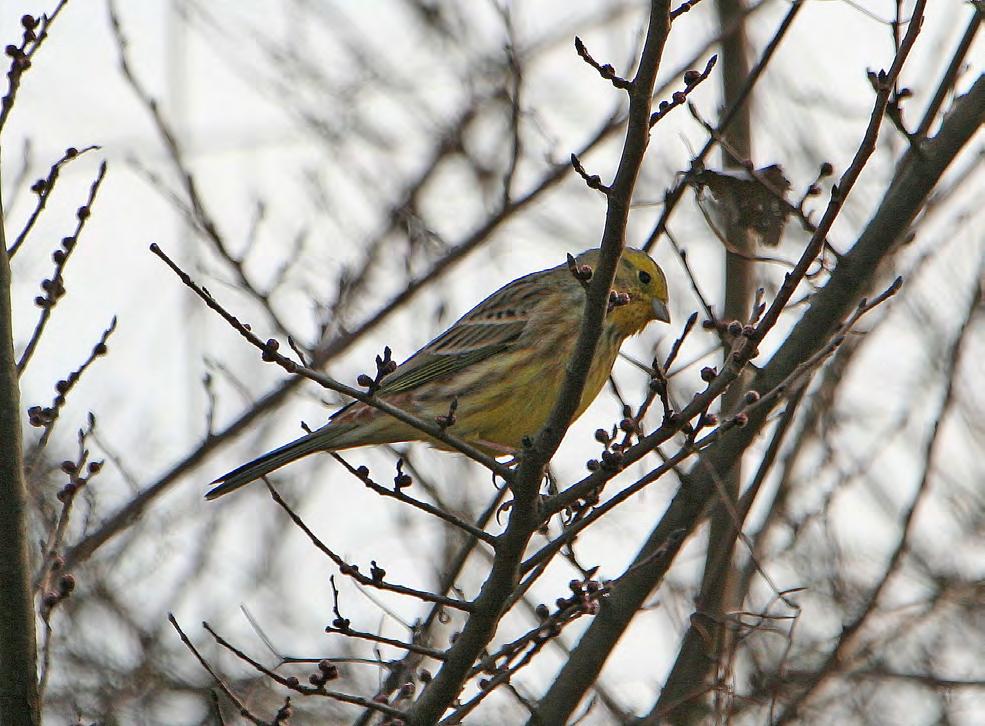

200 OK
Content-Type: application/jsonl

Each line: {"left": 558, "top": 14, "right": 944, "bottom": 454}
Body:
{"left": 206, "top": 424, "right": 355, "bottom": 500}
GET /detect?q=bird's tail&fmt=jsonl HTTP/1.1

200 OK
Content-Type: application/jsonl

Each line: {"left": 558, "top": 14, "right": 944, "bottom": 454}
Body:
{"left": 206, "top": 424, "right": 356, "bottom": 500}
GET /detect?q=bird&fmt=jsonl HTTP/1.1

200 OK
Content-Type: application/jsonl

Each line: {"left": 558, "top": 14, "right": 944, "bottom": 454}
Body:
{"left": 206, "top": 247, "right": 670, "bottom": 499}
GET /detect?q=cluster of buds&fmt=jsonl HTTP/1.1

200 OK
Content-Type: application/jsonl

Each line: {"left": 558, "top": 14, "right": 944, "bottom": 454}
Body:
{"left": 607, "top": 289, "right": 631, "bottom": 312}
{"left": 329, "top": 612, "right": 351, "bottom": 632}
{"left": 572, "top": 263, "right": 593, "bottom": 283}
{"left": 35, "top": 235, "right": 79, "bottom": 312}
{"left": 559, "top": 578, "right": 604, "bottom": 616}
{"left": 683, "top": 409, "right": 718, "bottom": 442}
{"left": 393, "top": 459, "right": 412, "bottom": 490}
{"left": 702, "top": 318, "right": 754, "bottom": 340}
{"left": 435, "top": 397, "right": 458, "bottom": 429}
{"left": 566, "top": 253, "right": 594, "bottom": 289}
{"left": 261, "top": 337, "right": 280, "bottom": 362}
{"left": 358, "top": 346, "right": 397, "bottom": 393}
{"left": 338, "top": 561, "right": 361, "bottom": 578}
{"left": 35, "top": 273, "right": 66, "bottom": 310}
{"left": 55, "top": 457, "right": 102, "bottom": 503}
{"left": 532, "top": 577, "right": 607, "bottom": 643}
{"left": 4, "top": 15, "right": 36, "bottom": 75}
{"left": 27, "top": 403, "right": 57, "bottom": 428}
{"left": 308, "top": 659, "right": 339, "bottom": 687}
{"left": 40, "top": 556, "right": 75, "bottom": 618}
{"left": 586, "top": 407, "right": 637, "bottom": 474}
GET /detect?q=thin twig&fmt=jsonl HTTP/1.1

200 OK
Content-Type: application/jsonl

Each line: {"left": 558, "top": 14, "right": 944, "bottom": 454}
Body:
{"left": 265, "top": 482, "right": 474, "bottom": 613}
{"left": 168, "top": 614, "right": 266, "bottom": 725}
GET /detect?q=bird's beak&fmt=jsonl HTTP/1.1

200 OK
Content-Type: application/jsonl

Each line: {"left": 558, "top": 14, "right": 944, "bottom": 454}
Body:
{"left": 651, "top": 298, "right": 671, "bottom": 323}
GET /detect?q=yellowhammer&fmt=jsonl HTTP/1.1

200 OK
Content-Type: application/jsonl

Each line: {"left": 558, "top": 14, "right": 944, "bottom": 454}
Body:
{"left": 207, "top": 247, "right": 670, "bottom": 499}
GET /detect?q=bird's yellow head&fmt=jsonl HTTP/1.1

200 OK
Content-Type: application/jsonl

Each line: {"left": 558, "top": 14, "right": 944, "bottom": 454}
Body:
{"left": 574, "top": 247, "right": 670, "bottom": 335}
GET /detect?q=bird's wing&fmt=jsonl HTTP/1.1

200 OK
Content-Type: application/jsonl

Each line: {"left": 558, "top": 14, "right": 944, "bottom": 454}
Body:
{"left": 375, "top": 270, "right": 547, "bottom": 395}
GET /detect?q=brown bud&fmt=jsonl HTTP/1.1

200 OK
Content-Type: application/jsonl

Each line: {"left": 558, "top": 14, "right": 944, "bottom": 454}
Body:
{"left": 331, "top": 616, "right": 350, "bottom": 630}
{"left": 600, "top": 449, "right": 623, "bottom": 468}
{"left": 318, "top": 660, "right": 339, "bottom": 680}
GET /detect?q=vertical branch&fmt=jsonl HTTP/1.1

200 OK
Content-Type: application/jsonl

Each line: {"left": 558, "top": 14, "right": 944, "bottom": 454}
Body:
{"left": 660, "top": 0, "right": 755, "bottom": 720}
{"left": 406, "top": 3, "right": 674, "bottom": 724}
{"left": 0, "top": 178, "right": 41, "bottom": 724}
{"left": 716, "top": 0, "right": 754, "bottom": 326}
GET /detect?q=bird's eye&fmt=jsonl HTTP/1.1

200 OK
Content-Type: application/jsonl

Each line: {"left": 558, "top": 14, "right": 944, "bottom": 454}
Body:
{"left": 638, "top": 270, "right": 652, "bottom": 285}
